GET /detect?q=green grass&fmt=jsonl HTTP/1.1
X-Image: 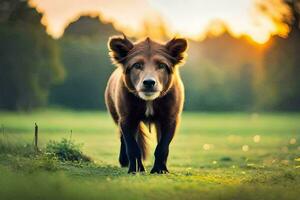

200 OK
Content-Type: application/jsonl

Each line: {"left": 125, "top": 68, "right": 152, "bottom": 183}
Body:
{"left": 0, "top": 109, "right": 300, "bottom": 200}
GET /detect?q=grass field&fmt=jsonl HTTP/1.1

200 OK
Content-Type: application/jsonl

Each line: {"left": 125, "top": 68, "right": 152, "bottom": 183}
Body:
{"left": 0, "top": 109, "right": 300, "bottom": 200}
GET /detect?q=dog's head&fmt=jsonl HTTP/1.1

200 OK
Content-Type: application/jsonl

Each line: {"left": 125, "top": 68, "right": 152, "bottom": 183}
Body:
{"left": 108, "top": 35, "right": 187, "bottom": 100}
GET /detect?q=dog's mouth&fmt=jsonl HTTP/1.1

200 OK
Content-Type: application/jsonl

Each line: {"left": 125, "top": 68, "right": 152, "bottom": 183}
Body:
{"left": 138, "top": 90, "right": 160, "bottom": 100}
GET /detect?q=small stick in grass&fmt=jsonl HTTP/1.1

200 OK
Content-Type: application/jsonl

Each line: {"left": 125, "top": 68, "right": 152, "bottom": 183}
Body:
{"left": 34, "top": 123, "right": 38, "bottom": 152}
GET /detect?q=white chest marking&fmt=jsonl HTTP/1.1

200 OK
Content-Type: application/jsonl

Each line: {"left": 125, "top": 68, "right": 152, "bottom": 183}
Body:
{"left": 145, "top": 101, "right": 154, "bottom": 117}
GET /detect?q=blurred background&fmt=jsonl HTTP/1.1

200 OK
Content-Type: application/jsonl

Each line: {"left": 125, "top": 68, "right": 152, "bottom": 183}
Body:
{"left": 0, "top": 0, "right": 299, "bottom": 112}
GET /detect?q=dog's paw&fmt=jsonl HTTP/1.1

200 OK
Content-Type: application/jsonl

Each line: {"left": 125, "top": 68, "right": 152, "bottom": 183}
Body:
{"left": 150, "top": 164, "right": 169, "bottom": 174}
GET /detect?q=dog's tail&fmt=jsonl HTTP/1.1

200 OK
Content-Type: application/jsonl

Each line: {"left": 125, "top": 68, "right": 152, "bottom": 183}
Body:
{"left": 137, "top": 122, "right": 150, "bottom": 160}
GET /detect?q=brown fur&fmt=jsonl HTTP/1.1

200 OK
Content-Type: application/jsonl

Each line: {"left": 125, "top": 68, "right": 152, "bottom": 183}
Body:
{"left": 105, "top": 35, "right": 187, "bottom": 173}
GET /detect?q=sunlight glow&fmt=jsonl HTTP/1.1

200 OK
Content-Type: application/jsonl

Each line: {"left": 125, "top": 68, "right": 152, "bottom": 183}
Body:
{"left": 242, "top": 145, "right": 249, "bottom": 152}
{"left": 29, "top": 0, "right": 292, "bottom": 44}
{"left": 203, "top": 144, "right": 211, "bottom": 150}
{"left": 253, "top": 135, "right": 261, "bottom": 143}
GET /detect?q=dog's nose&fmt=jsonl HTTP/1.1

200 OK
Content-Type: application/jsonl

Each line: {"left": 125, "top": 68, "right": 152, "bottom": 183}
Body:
{"left": 143, "top": 79, "right": 156, "bottom": 88}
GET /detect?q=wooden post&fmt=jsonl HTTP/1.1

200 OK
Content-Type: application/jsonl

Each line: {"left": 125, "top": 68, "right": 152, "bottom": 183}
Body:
{"left": 34, "top": 123, "right": 38, "bottom": 152}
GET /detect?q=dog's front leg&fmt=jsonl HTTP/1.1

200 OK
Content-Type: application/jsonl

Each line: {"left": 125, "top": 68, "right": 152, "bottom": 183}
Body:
{"left": 119, "top": 118, "right": 144, "bottom": 173}
{"left": 151, "top": 119, "right": 177, "bottom": 174}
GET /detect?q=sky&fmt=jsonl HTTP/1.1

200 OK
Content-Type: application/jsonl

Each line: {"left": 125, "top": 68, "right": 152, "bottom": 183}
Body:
{"left": 29, "top": 0, "right": 291, "bottom": 43}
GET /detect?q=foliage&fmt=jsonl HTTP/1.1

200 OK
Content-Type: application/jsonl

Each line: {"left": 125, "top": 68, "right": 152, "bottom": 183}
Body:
{"left": 49, "top": 16, "right": 118, "bottom": 109}
{"left": 0, "top": 138, "right": 35, "bottom": 156}
{"left": 0, "top": 0, "right": 64, "bottom": 111}
{"left": 183, "top": 33, "right": 257, "bottom": 111}
{"left": 46, "top": 138, "right": 91, "bottom": 162}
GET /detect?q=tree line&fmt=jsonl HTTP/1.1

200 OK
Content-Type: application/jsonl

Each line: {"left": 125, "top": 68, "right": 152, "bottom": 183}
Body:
{"left": 0, "top": 0, "right": 299, "bottom": 111}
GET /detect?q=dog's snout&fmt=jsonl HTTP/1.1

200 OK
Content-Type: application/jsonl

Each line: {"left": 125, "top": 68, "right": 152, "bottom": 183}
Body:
{"left": 143, "top": 78, "right": 156, "bottom": 88}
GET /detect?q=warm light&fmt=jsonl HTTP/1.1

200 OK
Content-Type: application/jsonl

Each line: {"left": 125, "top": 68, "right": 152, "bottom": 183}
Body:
{"left": 242, "top": 145, "right": 249, "bottom": 152}
{"left": 203, "top": 144, "right": 211, "bottom": 150}
{"left": 253, "top": 135, "right": 261, "bottom": 143}
{"left": 29, "top": 0, "right": 293, "bottom": 44}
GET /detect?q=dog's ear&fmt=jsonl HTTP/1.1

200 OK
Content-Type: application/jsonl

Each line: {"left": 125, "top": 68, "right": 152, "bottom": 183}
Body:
{"left": 108, "top": 35, "right": 134, "bottom": 65}
{"left": 165, "top": 38, "right": 188, "bottom": 65}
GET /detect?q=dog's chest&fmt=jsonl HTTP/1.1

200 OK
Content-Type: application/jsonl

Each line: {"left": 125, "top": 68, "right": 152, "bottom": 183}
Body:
{"left": 145, "top": 101, "right": 154, "bottom": 117}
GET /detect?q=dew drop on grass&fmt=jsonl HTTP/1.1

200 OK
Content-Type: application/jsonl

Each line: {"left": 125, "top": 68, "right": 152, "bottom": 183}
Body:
{"left": 203, "top": 144, "right": 210, "bottom": 150}
{"left": 242, "top": 145, "right": 249, "bottom": 152}
{"left": 253, "top": 135, "right": 261, "bottom": 143}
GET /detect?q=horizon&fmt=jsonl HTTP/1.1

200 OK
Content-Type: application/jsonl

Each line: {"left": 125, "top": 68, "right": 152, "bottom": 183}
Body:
{"left": 29, "top": 0, "right": 292, "bottom": 44}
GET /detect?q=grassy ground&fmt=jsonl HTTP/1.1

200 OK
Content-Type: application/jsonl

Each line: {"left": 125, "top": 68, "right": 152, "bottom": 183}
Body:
{"left": 0, "top": 109, "right": 300, "bottom": 200}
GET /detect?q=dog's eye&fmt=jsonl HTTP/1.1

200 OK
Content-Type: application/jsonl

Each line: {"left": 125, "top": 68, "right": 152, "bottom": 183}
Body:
{"left": 132, "top": 62, "right": 143, "bottom": 70}
{"left": 158, "top": 63, "right": 167, "bottom": 69}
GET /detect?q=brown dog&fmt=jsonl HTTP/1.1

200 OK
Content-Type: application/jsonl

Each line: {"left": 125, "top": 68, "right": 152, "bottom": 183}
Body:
{"left": 105, "top": 35, "right": 187, "bottom": 173}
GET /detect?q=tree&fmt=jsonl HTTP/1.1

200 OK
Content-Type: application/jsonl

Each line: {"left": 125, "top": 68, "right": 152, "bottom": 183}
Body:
{"left": 0, "top": 0, "right": 64, "bottom": 111}
{"left": 256, "top": 0, "right": 300, "bottom": 110}
{"left": 49, "top": 16, "right": 119, "bottom": 109}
